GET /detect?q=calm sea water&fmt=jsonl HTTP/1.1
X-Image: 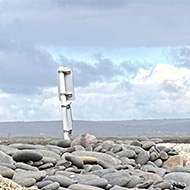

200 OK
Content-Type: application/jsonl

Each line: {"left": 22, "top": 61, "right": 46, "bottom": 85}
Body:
{"left": 0, "top": 119, "right": 190, "bottom": 138}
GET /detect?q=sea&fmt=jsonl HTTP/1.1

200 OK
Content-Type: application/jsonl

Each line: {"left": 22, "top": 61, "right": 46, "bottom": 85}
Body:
{"left": 0, "top": 119, "right": 190, "bottom": 138}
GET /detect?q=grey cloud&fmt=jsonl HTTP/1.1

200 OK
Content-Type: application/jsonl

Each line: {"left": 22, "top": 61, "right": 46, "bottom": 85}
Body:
{"left": 0, "top": 0, "right": 190, "bottom": 47}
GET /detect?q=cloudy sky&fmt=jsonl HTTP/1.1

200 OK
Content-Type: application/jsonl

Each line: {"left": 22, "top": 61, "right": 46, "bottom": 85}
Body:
{"left": 0, "top": 0, "right": 190, "bottom": 121}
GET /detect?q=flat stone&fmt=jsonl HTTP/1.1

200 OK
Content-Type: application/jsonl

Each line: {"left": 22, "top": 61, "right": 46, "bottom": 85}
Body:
{"left": 45, "top": 174, "right": 76, "bottom": 187}
{"left": 13, "top": 150, "right": 43, "bottom": 162}
{"left": 125, "top": 175, "right": 142, "bottom": 188}
{"left": 0, "top": 165, "right": 14, "bottom": 178}
{"left": 39, "top": 163, "right": 54, "bottom": 170}
{"left": 57, "top": 139, "right": 71, "bottom": 148}
{"left": 65, "top": 155, "right": 84, "bottom": 168}
{"left": 79, "top": 156, "right": 99, "bottom": 164}
{"left": 0, "top": 145, "right": 17, "bottom": 155}
{"left": 73, "top": 151, "right": 121, "bottom": 168}
{"left": 41, "top": 182, "right": 60, "bottom": 190}
{"left": 164, "top": 172, "right": 190, "bottom": 185}
{"left": 140, "top": 171, "right": 162, "bottom": 182}
{"left": 110, "top": 185, "right": 129, "bottom": 190}
{"left": 75, "top": 174, "right": 108, "bottom": 188}
{"left": 69, "top": 184, "right": 104, "bottom": 190}
{"left": 15, "top": 162, "right": 38, "bottom": 171}
{"left": 35, "top": 180, "right": 52, "bottom": 188}
{"left": 102, "top": 170, "right": 131, "bottom": 186}
{"left": 9, "top": 143, "right": 37, "bottom": 149}
{"left": 154, "top": 181, "right": 173, "bottom": 189}
{"left": 135, "top": 150, "right": 150, "bottom": 165}
{"left": 90, "top": 168, "right": 117, "bottom": 177}
{"left": 36, "top": 149, "right": 60, "bottom": 160}
{"left": 0, "top": 150, "right": 15, "bottom": 164}
{"left": 101, "top": 141, "right": 114, "bottom": 151}
{"left": 116, "top": 149, "right": 136, "bottom": 158}
{"left": 142, "top": 141, "right": 155, "bottom": 150}
{"left": 172, "top": 166, "right": 190, "bottom": 173}
{"left": 41, "top": 157, "right": 57, "bottom": 165}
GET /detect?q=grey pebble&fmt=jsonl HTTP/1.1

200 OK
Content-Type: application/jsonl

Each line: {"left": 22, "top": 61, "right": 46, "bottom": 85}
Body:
{"left": 135, "top": 150, "right": 150, "bottom": 165}
{"left": 41, "top": 182, "right": 60, "bottom": 190}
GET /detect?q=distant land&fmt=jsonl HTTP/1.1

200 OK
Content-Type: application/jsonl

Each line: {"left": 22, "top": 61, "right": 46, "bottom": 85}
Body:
{"left": 0, "top": 118, "right": 190, "bottom": 138}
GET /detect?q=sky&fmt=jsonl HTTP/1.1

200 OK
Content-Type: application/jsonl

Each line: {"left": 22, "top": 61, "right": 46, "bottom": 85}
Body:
{"left": 0, "top": 0, "right": 190, "bottom": 121}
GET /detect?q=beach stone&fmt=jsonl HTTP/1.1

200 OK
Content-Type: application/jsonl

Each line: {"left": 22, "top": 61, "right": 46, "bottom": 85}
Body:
{"left": 116, "top": 149, "right": 136, "bottom": 158}
{"left": 39, "top": 163, "right": 54, "bottom": 170}
{"left": 69, "top": 184, "right": 104, "bottom": 190}
{"left": 164, "top": 172, "right": 190, "bottom": 185}
{"left": 41, "top": 182, "right": 60, "bottom": 190}
{"left": 80, "top": 156, "right": 99, "bottom": 165}
{"left": 160, "top": 151, "right": 168, "bottom": 160}
{"left": 13, "top": 169, "right": 46, "bottom": 185}
{"left": 0, "top": 150, "right": 15, "bottom": 164}
{"left": 35, "top": 180, "right": 52, "bottom": 188}
{"left": 110, "top": 185, "right": 129, "bottom": 190}
{"left": 74, "top": 145, "right": 86, "bottom": 151}
{"left": 136, "top": 180, "right": 153, "bottom": 188}
{"left": 15, "top": 163, "right": 38, "bottom": 172}
{"left": 111, "top": 144, "right": 122, "bottom": 153}
{"left": 58, "top": 187, "right": 69, "bottom": 190}
{"left": 125, "top": 175, "right": 142, "bottom": 188}
{"left": 0, "top": 163, "right": 16, "bottom": 170}
{"left": 172, "top": 165, "right": 190, "bottom": 173}
{"left": 65, "top": 155, "right": 84, "bottom": 169}
{"left": 73, "top": 151, "right": 121, "bottom": 168}
{"left": 142, "top": 141, "right": 155, "bottom": 150}
{"left": 0, "top": 145, "right": 17, "bottom": 155}
{"left": 130, "top": 140, "right": 141, "bottom": 147}
{"left": 36, "top": 149, "right": 60, "bottom": 160}
{"left": 0, "top": 165, "right": 14, "bottom": 178}
{"left": 140, "top": 171, "right": 162, "bottom": 181}
{"left": 135, "top": 150, "right": 150, "bottom": 165}
{"left": 57, "top": 139, "right": 71, "bottom": 148}
{"left": 45, "top": 174, "right": 76, "bottom": 187}
{"left": 102, "top": 170, "right": 131, "bottom": 186}
{"left": 150, "top": 152, "right": 160, "bottom": 161}
{"left": 138, "top": 137, "right": 149, "bottom": 141}
{"left": 154, "top": 181, "right": 173, "bottom": 189}
{"left": 90, "top": 168, "right": 117, "bottom": 177}
{"left": 91, "top": 165, "right": 103, "bottom": 171}
{"left": 150, "top": 138, "right": 163, "bottom": 143}
{"left": 120, "top": 157, "right": 130, "bottom": 165}
{"left": 154, "top": 158, "right": 163, "bottom": 167}
{"left": 9, "top": 143, "right": 36, "bottom": 149}
{"left": 71, "top": 134, "right": 97, "bottom": 148}
{"left": 41, "top": 157, "right": 57, "bottom": 165}
{"left": 76, "top": 174, "right": 108, "bottom": 188}
{"left": 101, "top": 141, "right": 114, "bottom": 151}
{"left": 13, "top": 150, "right": 43, "bottom": 162}
{"left": 65, "top": 147, "right": 76, "bottom": 153}
{"left": 163, "top": 155, "right": 184, "bottom": 169}
{"left": 94, "top": 145, "right": 102, "bottom": 152}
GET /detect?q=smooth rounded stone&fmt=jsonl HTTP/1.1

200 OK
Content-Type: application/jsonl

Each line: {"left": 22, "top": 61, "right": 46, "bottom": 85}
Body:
{"left": 164, "top": 172, "right": 190, "bottom": 185}
{"left": 15, "top": 162, "right": 38, "bottom": 171}
{"left": 101, "top": 141, "right": 114, "bottom": 151}
{"left": 13, "top": 169, "right": 46, "bottom": 183}
{"left": 125, "top": 175, "right": 142, "bottom": 188}
{"left": 94, "top": 145, "right": 102, "bottom": 152}
{"left": 44, "top": 145, "right": 64, "bottom": 155}
{"left": 154, "top": 159, "right": 163, "bottom": 167}
{"left": 65, "top": 155, "right": 84, "bottom": 169}
{"left": 64, "top": 147, "right": 76, "bottom": 153}
{"left": 0, "top": 163, "right": 16, "bottom": 170}
{"left": 41, "top": 182, "right": 60, "bottom": 190}
{"left": 0, "top": 150, "right": 15, "bottom": 164}
{"left": 73, "top": 151, "right": 121, "bottom": 168}
{"left": 56, "top": 159, "right": 72, "bottom": 168}
{"left": 142, "top": 141, "right": 155, "bottom": 150}
{"left": 160, "top": 151, "right": 168, "bottom": 160}
{"left": 74, "top": 145, "right": 86, "bottom": 151}
{"left": 90, "top": 168, "right": 117, "bottom": 177}
{"left": 140, "top": 171, "right": 162, "bottom": 182}
{"left": 58, "top": 187, "right": 70, "bottom": 190}
{"left": 71, "top": 134, "right": 97, "bottom": 148}
{"left": 86, "top": 146, "right": 93, "bottom": 151}
{"left": 91, "top": 165, "right": 103, "bottom": 171}
{"left": 75, "top": 174, "right": 108, "bottom": 188}
{"left": 0, "top": 165, "right": 14, "bottom": 178}
{"left": 57, "top": 139, "right": 71, "bottom": 148}
{"left": 110, "top": 185, "right": 129, "bottom": 190}
{"left": 45, "top": 174, "right": 76, "bottom": 187}
{"left": 9, "top": 143, "right": 37, "bottom": 149}
{"left": 80, "top": 156, "right": 99, "bottom": 165}
{"left": 44, "top": 168, "right": 56, "bottom": 175}
{"left": 0, "top": 145, "right": 17, "bottom": 155}
{"left": 150, "top": 138, "right": 163, "bottom": 144}
{"left": 172, "top": 166, "right": 190, "bottom": 173}
{"left": 129, "top": 146, "right": 144, "bottom": 154}
{"left": 150, "top": 152, "right": 160, "bottom": 161}
{"left": 36, "top": 149, "right": 60, "bottom": 160}
{"left": 163, "top": 155, "right": 184, "bottom": 169}
{"left": 137, "top": 137, "right": 149, "bottom": 142}
{"left": 111, "top": 144, "right": 122, "bottom": 153}
{"left": 49, "top": 139, "right": 60, "bottom": 145}
{"left": 69, "top": 184, "right": 104, "bottom": 190}
{"left": 13, "top": 150, "right": 43, "bottom": 162}
{"left": 102, "top": 170, "right": 131, "bottom": 186}
{"left": 116, "top": 149, "right": 136, "bottom": 158}
{"left": 130, "top": 140, "right": 141, "bottom": 147}
{"left": 39, "top": 163, "right": 54, "bottom": 170}
{"left": 55, "top": 171, "right": 76, "bottom": 178}
{"left": 42, "top": 157, "right": 57, "bottom": 165}
{"left": 135, "top": 150, "right": 150, "bottom": 165}
{"left": 154, "top": 181, "right": 173, "bottom": 189}
{"left": 83, "top": 165, "right": 93, "bottom": 173}
{"left": 35, "top": 180, "right": 52, "bottom": 188}
{"left": 136, "top": 180, "right": 154, "bottom": 188}
{"left": 14, "top": 177, "right": 36, "bottom": 187}
{"left": 33, "top": 161, "right": 44, "bottom": 167}
{"left": 120, "top": 157, "right": 130, "bottom": 165}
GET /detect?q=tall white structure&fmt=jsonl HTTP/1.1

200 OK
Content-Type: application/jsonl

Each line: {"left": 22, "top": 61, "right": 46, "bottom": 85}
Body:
{"left": 57, "top": 66, "right": 75, "bottom": 140}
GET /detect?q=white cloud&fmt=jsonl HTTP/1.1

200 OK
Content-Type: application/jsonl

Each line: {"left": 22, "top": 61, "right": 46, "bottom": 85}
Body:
{"left": 0, "top": 64, "right": 190, "bottom": 121}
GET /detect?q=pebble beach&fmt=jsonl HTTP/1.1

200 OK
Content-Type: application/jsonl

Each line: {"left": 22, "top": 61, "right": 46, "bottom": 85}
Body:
{"left": 1, "top": 134, "right": 190, "bottom": 190}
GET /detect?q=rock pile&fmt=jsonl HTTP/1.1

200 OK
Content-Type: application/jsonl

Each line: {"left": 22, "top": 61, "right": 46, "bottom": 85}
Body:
{"left": 0, "top": 134, "right": 190, "bottom": 190}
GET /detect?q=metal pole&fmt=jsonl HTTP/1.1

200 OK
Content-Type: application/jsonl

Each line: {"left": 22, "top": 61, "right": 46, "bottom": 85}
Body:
{"left": 58, "top": 71, "right": 70, "bottom": 140}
